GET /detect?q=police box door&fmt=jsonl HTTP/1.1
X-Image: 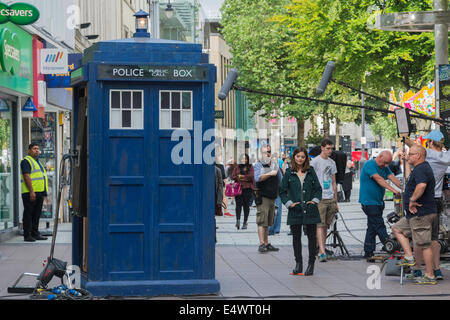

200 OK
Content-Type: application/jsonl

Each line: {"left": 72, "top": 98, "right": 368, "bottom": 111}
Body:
{"left": 103, "top": 82, "right": 204, "bottom": 282}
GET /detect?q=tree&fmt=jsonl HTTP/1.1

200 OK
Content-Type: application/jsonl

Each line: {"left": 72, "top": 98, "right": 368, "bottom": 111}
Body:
{"left": 220, "top": 0, "right": 317, "bottom": 146}
{"left": 271, "top": 0, "right": 436, "bottom": 141}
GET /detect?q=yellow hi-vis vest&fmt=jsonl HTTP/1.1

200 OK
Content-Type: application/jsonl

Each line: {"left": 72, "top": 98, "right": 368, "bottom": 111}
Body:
{"left": 21, "top": 156, "right": 48, "bottom": 194}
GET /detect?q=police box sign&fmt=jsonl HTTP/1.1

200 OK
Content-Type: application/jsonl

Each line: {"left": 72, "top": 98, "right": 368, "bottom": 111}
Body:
{"left": 97, "top": 64, "right": 209, "bottom": 82}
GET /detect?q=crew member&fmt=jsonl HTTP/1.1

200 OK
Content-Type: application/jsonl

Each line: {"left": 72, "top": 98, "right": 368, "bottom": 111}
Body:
{"left": 21, "top": 144, "right": 48, "bottom": 242}
{"left": 393, "top": 144, "right": 438, "bottom": 285}
{"left": 404, "top": 130, "right": 448, "bottom": 280}
{"left": 359, "top": 150, "right": 401, "bottom": 258}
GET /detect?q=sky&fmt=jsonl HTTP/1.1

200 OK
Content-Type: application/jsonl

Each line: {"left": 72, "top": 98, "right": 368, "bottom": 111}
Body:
{"left": 198, "top": 0, "right": 224, "bottom": 18}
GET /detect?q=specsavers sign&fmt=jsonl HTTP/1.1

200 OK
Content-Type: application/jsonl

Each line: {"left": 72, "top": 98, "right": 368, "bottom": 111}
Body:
{"left": 0, "top": 22, "right": 33, "bottom": 95}
{"left": 0, "top": 2, "right": 40, "bottom": 25}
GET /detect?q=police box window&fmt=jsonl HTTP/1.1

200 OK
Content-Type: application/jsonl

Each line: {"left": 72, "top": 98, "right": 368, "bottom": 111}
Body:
{"left": 159, "top": 90, "right": 192, "bottom": 130}
{"left": 110, "top": 90, "right": 143, "bottom": 130}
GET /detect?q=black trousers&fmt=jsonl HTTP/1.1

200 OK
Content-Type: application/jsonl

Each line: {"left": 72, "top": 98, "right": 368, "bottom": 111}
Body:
{"left": 235, "top": 188, "right": 253, "bottom": 223}
{"left": 290, "top": 224, "right": 317, "bottom": 265}
{"left": 22, "top": 194, "right": 44, "bottom": 237}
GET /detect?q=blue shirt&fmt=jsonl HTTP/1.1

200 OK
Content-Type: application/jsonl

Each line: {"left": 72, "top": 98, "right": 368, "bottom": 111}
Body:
{"left": 254, "top": 161, "right": 283, "bottom": 184}
{"left": 359, "top": 159, "right": 393, "bottom": 206}
{"left": 404, "top": 161, "right": 436, "bottom": 219}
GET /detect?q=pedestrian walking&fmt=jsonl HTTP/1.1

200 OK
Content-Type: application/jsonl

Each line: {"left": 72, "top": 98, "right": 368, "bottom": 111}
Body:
{"left": 232, "top": 154, "right": 255, "bottom": 230}
{"left": 359, "top": 150, "right": 401, "bottom": 258}
{"left": 342, "top": 160, "right": 355, "bottom": 202}
{"left": 20, "top": 144, "right": 48, "bottom": 242}
{"left": 393, "top": 144, "right": 438, "bottom": 285}
{"left": 254, "top": 144, "right": 282, "bottom": 253}
{"left": 280, "top": 147, "right": 322, "bottom": 276}
{"left": 269, "top": 152, "right": 287, "bottom": 236}
{"left": 404, "top": 130, "right": 449, "bottom": 280}
{"left": 310, "top": 138, "right": 339, "bottom": 262}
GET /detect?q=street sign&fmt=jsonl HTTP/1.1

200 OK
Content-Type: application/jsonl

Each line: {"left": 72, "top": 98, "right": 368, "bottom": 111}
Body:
{"left": 215, "top": 110, "right": 224, "bottom": 119}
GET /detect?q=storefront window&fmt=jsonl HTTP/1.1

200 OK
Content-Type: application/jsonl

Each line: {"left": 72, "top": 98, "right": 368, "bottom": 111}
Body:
{"left": 30, "top": 113, "right": 57, "bottom": 220}
{"left": 0, "top": 106, "right": 13, "bottom": 230}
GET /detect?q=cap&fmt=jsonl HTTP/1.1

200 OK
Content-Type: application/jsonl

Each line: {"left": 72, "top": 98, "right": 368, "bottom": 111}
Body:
{"left": 423, "top": 130, "right": 444, "bottom": 142}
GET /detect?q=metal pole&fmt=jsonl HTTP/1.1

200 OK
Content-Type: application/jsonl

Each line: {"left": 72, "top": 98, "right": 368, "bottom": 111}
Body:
{"left": 434, "top": 0, "right": 449, "bottom": 121}
{"left": 150, "top": 0, "right": 160, "bottom": 39}
{"left": 360, "top": 91, "right": 367, "bottom": 174}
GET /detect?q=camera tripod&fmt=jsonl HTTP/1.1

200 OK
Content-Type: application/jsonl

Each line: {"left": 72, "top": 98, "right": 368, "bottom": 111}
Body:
{"left": 326, "top": 213, "right": 350, "bottom": 257}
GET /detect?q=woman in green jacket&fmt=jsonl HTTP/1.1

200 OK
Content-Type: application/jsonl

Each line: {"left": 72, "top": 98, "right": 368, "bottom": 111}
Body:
{"left": 280, "top": 147, "right": 322, "bottom": 276}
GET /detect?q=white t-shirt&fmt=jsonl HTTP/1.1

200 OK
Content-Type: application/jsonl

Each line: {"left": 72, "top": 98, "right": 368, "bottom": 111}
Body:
{"left": 426, "top": 149, "right": 450, "bottom": 198}
{"left": 311, "top": 155, "right": 337, "bottom": 200}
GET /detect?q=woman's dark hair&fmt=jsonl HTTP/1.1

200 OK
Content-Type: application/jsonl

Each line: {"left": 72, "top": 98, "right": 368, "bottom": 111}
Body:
{"left": 238, "top": 154, "right": 250, "bottom": 171}
{"left": 290, "top": 147, "right": 310, "bottom": 173}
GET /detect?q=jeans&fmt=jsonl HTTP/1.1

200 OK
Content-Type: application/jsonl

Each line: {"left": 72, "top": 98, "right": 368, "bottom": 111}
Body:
{"left": 269, "top": 196, "right": 282, "bottom": 235}
{"left": 290, "top": 224, "right": 317, "bottom": 265}
{"left": 362, "top": 204, "right": 388, "bottom": 254}
{"left": 235, "top": 188, "right": 253, "bottom": 223}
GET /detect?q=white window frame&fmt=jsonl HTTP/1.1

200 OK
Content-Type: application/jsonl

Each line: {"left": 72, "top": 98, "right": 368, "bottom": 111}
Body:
{"left": 159, "top": 90, "right": 193, "bottom": 130}
{"left": 109, "top": 89, "right": 144, "bottom": 130}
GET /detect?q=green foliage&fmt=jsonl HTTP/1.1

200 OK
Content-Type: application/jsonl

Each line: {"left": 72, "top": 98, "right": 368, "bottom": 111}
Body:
{"left": 220, "top": 0, "right": 316, "bottom": 121}
{"left": 221, "top": 0, "right": 438, "bottom": 143}
{"left": 369, "top": 114, "right": 398, "bottom": 142}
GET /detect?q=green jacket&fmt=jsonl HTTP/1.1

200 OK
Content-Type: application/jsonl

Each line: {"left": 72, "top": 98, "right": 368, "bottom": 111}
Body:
{"left": 280, "top": 167, "right": 322, "bottom": 225}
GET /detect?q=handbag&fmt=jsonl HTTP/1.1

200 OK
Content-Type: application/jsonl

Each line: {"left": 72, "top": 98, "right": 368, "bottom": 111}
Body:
{"left": 225, "top": 182, "right": 242, "bottom": 197}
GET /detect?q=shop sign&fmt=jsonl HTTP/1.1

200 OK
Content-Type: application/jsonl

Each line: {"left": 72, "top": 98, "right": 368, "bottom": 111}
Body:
{"left": 22, "top": 97, "right": 37, "bottom": 112}
{"left": 0, "top": 23, "right": 33, "bottom": 95}
{"left": 0, "top": 27, "right": 20, "bottom": 75}
{"left": 97, "top": 64, "right": 209, "bottom": 82}
{"left": 46, "top": 53, "right": 82, "bottom": 88}
{"left": 214, "top": 110, "right": 224, "bottom": 119}
{"left": 0, "top": 2, "right": 40, "bottom": 25}
{"left": 41, "top": 49, "right": 68, "bottom": 74}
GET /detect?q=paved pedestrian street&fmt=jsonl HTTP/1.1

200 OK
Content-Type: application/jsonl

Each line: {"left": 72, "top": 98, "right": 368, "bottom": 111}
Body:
{"left": 2, "top": 184, "right": 450, "bottom": 300}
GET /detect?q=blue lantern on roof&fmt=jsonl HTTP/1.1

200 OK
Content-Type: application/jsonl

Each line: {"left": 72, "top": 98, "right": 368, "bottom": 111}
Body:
{"left": 134, "top": 10, "right": 150, "bottom": 38}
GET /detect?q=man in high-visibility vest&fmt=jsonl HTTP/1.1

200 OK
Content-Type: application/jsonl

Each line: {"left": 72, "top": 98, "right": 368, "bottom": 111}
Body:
{"left": 21, "top": 144, "right": 48, "bottom": 242}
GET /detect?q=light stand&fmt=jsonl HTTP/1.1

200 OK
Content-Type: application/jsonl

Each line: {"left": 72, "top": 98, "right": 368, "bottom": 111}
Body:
{"left": 326, "top": 213, "right": 350, "bottom": 257}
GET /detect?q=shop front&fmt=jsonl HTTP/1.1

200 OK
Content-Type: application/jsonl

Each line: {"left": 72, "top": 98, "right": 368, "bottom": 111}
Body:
{"left": 0, "top": 22, "right": 33, "bottom": 236}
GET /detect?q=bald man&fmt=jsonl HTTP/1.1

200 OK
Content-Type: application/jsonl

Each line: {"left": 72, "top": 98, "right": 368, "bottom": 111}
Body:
{"left": 393, "top": 144, "right": 438, "bottom": 284}
{"left": 359, "top": 150, "right": 402, "bottom": 258}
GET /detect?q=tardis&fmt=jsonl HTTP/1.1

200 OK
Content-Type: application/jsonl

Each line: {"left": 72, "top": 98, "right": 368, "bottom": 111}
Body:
{"left": 70, "top": 14, "right": 219, "bottom": 297}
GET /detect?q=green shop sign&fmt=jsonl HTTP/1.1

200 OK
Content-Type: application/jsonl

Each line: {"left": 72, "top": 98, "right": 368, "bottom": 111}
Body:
{"left": 0, "top": 22, "right": 33, "bottom": 95}
{"left": 0, "top": 2, "right": 40, "bottom": 25}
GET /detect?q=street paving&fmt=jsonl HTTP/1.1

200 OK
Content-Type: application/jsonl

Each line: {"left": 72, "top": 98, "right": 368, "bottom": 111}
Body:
{"left": 2, "top": 183, "right": 450, "bottom": 299}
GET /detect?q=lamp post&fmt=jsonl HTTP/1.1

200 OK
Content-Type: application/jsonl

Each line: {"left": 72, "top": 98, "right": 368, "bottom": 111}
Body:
{"left": 134, "top": 10, "right": 150, "bottom": 38}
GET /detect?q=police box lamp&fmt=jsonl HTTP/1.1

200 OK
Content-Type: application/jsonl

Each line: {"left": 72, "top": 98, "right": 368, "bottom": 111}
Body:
{"left": 218, "top": 68, "right": 239, "bottom": 101}
{"left": 134, "top": 10, "right": 150, "bottom": 38}
{"left": 395, "top": 107, "right": 412, "bottom": 137}
{"left": 22, "top": 97, "right": 38, "bottom": 118}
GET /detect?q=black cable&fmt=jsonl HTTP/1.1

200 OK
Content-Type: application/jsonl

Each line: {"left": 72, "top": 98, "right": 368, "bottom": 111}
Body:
{"left": 235, "top": 85, "right": 450, "bottom": 127}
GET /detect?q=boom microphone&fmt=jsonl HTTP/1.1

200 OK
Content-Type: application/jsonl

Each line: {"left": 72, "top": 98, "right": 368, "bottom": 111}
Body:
{"left": 316, "top": 61, "right": 335, "bottom": 95}
{"left": 218, "top": 68, "right": 238, "bottom": 100}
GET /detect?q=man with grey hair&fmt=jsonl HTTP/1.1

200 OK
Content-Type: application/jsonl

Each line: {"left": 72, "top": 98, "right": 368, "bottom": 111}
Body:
{"left": 359, "top": 150, "right": 402, "bottom": 258}
{"left": 254, "top": 144, "right": 282, "bottom": 253}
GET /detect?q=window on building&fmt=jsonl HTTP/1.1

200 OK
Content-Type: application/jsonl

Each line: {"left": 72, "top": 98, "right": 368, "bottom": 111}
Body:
{"left": 110, "top": 90, "right": 144, "bottom": 129}
{"left": 159, "top": 90, "right": 193, "bottom": 130}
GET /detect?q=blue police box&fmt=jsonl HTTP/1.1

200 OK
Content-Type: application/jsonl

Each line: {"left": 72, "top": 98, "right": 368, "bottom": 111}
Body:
{"left": 70, "top": 31, "right": 219, "bottom": 297}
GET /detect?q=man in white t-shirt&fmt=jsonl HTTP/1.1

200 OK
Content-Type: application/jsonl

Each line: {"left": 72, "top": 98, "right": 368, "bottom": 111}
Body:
{"left": 311, "top": 138, "right": 338, "bottom": 262}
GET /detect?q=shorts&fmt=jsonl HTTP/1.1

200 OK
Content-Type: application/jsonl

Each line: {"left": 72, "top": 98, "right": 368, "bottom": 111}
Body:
{"left": 394, "top": 214, "right": 438, "bottom": 249}
{"left": 318, "top": 198, "right": 337, "bottom": 228}
{"left": 256, "top": 197, "right": 275, "bottom": 227}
